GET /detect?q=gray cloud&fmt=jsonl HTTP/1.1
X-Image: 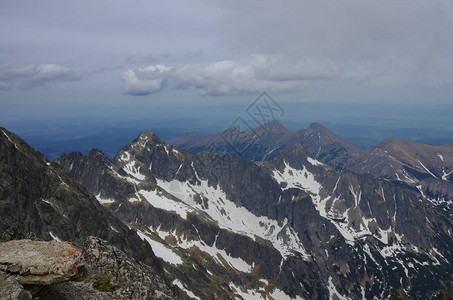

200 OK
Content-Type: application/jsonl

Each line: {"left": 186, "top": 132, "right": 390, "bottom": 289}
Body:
{"left": 122, "top": 55, "right": 343, "bottom": 96}
{"left": 125, "top": 53, "right": 171, "bottom": 65}
{"left": 0, "top": 64, "right": 80, "bottom": 90}
{"left": 213, "top": 0, "right": 453, "bottom": 89}
{"left": 1, "top": 0, "right": 453, "bottom": 103}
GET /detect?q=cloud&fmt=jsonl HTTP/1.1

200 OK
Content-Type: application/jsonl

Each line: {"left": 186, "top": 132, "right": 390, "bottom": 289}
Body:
{"left": 122, "top": 55, "right": 343, "bottom": 96}
{"left": 0, "top": 64, "right": 80, "bottom": 90}
{"left": 212, "top": 0, "right": 453, "bottom": 90}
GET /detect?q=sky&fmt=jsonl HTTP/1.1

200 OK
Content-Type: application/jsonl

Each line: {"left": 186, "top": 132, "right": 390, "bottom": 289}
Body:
{"left": 1, "top": 0, "right": 453, "bottom": 123}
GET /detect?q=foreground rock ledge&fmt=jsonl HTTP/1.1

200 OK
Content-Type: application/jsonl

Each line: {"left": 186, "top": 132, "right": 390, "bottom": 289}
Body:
{"left": 0, "top": 239, "right": 84, "bottom": 285}
{"left": 0, "top": 238, "right": 179, "bottom": 299}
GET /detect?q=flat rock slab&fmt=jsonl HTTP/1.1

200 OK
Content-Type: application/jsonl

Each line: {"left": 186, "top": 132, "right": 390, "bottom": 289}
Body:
{"left": 0, "top": 240, "right": 84, "bottom": 285}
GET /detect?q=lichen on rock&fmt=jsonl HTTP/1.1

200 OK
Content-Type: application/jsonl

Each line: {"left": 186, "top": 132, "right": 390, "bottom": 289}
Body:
{"left": 0, "top": 239, "right": 84, "bottom": 285}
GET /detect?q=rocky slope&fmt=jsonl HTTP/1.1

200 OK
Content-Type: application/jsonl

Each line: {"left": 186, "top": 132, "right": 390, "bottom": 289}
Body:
{"left": 58, "top": 130, "right": 453, "bottom": 299}
{"left": 0, "top": 127, "right": 179, "bottom": 299}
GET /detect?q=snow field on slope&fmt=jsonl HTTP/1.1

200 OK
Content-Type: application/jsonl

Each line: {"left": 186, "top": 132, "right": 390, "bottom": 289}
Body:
{"left": 173, "top": 279, "right": 201, "bottom": 300}
{"left": 156, "top": 178, "right": 310, "bottom": 260}
{"left": 307, "top": 157, "right": 324, "bottom": 167}
{"left": 272, "top": 161, "right": 322, "bottom": 193}
{"left": 272, "top": 162, "right": 391, "bottom": 246}
{"left": 149, "top": 225, "right": 252, "bottom": 273}
{"left": 137, "top": 230, "right": 183, "bottom": 265}
{"left": 139, "top": 189, "right": 193, "bottom": 219}
{"left": 327, "top": 277, "right": 350, "bottom": 300}
{"left": 95, "top": 193, "right": 115, "bottom": 204}
{"left": 123, "top": 161, "right": 146, "bottom": 180}
{"left": 229, "top": 282, "right": 305, "bottom": 300}
{"left": 177, "top": 234, "right": 252, "bottom": 273}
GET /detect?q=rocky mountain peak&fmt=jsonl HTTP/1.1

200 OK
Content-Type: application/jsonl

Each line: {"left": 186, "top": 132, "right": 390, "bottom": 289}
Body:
{"left": 308, "top": 122, "right": 327, "bottom": 131}
{"left": 306, "top": 122, "right": 344, "bottom": 140}
{"left": 88, "top": 148, "right": 106, "bottom": 157}
{"left": 137, "top": 131, "right": 164, "bottom": 144}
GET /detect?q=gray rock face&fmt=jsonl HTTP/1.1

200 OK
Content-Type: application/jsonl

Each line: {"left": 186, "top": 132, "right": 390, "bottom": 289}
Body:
{"left": 82, "top": 236, "right": 178, "bottom": 300}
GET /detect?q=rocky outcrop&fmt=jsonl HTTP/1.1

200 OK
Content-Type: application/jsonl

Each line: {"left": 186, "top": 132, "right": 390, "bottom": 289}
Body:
{"left": 0, "top": 238, "right": 180, "bottom": 300}
{"left": 0, "top": 240, "right": 84, "bottom": 285}
{"left": 0, "top": 239, "right": 85, "bottom": 299}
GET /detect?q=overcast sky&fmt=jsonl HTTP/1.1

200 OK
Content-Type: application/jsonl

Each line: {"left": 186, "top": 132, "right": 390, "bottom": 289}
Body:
{"left": 1, "top": 0, "right": 453, "bottom": 122}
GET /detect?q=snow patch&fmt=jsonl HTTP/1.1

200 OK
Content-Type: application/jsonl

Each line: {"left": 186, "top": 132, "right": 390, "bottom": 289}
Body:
{"left": 442, "top": 169, "right": 453, "bottom": 181}
{"left": 119, "top": 151, "right": 131, "bottom": 162}
{"left": 173, "top": 279, "right": 200, "bottom": 300}
{"left": 123, "top": 162, "right": 145, "bottom": 181}
{"left": 307, "top": 157, "right": 324, "bottom": 167}
{"left": 272, "top": 161, "right": 321, "bottom": 194}
{"left": 95, "top": 194, "right": 115, "bottom": 204}
{"left": 49, "top": 232, "right": 61, "bottom": 242}
{"left": 42, "top": 199, "right": 52, "bottom": 205}
{"left": 178, "top": 236, "right": 252, "bottom": 273}
{"left": 327, "top": 277, "right": 349, "bottom": 300}
{"left": 229, "top": 283, "right": 265, "bottom": 300}
{"left": 137, "top": 231, "right": 183, "bottom": 265}
{"left": 109, "top": 226, "right": 119, "bottom": 233}
{"left": 270, "top": 287, "right": 305, "bottom": 300}
{"left": 273, "top": 162, "right": 384, "bottom": 246}
{"left": 417, "top": 159, "right": 437, "bottom": 179}
{"left": 2, "top": 130, "right": 17, "bottom": 149}
{"left": 139, "top": 189, "right": 193, "bottom": 219}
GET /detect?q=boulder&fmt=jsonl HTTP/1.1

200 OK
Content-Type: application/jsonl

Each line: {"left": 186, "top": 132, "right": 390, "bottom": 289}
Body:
{"left": 0, "top": 239, "right": 84, "bottom": 285}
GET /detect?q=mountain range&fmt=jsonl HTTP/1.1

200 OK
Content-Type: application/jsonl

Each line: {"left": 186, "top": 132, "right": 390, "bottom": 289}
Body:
{"left": 169, "top": 120, "right": 453, "bottom": 213}
{"left": 1, "top": 121, "right": 453, "bottom": 299}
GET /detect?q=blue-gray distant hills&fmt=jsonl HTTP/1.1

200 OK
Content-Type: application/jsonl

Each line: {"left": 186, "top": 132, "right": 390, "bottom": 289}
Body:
{"left": 169, "top": 120, "right": 453, "bottom": 212}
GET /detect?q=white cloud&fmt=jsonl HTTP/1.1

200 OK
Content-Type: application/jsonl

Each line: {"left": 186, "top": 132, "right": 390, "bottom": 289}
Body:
{"left": 0, "top": 64, "right": 80, "bottom": 90}
{"left": 122, "top": 55, "right": 343, "bottom": 96}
